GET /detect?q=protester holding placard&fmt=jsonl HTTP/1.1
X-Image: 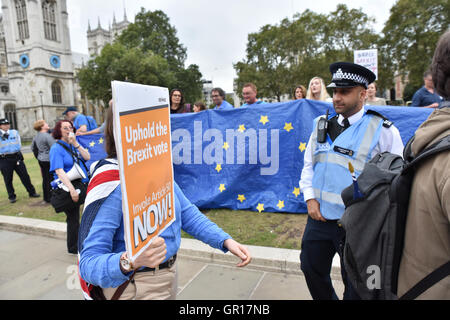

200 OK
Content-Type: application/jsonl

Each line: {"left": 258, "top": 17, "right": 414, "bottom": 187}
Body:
{"left": 78, "top": 104, "right": 251, "bottom": 300}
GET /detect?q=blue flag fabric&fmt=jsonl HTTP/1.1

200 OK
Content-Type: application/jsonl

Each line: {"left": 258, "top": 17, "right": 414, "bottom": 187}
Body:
{"left": 171, "top": 99, "right": 433, "bottom": 214}
{"left": 76, "top": 133, "right": 108, "bottom": 172}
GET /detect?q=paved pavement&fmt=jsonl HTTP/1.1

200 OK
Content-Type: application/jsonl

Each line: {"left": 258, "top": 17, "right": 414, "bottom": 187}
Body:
{"left": 0, "top": 215, "right": 344, "bottom": 300}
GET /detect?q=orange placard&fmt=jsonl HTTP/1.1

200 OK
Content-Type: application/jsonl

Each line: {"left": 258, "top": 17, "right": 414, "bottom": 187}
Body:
{"left": 112, "top": 81, "right": 175, "bottom": 261}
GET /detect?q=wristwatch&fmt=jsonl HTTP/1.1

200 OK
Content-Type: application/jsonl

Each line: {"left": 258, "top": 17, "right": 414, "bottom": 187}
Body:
{"left": 120, "top": 252, "right": 134, "bottom": 272}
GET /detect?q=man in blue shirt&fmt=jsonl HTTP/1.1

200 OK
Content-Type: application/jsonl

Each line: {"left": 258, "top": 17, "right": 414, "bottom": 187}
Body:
{"left": 212, "top": 87, "right": 234, "bottom": 110}
{"left": 63, "top": 106, "right": 96, "bottom": 134}
{"left": 240, "top": 83, "right": 266, "bottom": 108}
{"left": 411, "top": 71, "right": 443, "bottom": 108}
{"left": 0, "top": 118, "right": 39, "bottom": 203}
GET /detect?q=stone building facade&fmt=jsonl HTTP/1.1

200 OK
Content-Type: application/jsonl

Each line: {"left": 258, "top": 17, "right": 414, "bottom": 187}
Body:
{"left": 0, "top": 0, "right": 129, "bottom": 140}
{"left": 0, "top": 0, "right": 76, "bottom": 139}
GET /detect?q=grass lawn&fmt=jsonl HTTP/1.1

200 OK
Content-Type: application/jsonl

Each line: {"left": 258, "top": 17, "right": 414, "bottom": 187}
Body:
{"left": 0, "top": 152, "right": 307, "bottom": 249}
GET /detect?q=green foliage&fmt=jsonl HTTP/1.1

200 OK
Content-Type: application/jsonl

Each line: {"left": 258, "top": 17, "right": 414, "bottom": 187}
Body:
{"left": 78, "top": 8, "right": 203, "bottom": 105}
{"left": 378, "top": 0, "right": 450, "bottom": 93}
{"left": 234, "top": 4, "right": 380, "bottom": 101}
{"left": 235, "top": 2, "right": 449, "bottom": 101}
{"left": 117, "top": 8, "right": 187, "bottom": 69}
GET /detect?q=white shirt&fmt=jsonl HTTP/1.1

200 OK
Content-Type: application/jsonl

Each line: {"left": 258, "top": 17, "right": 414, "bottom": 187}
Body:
{"left": 299, "top": 107, "right": 404, "bottom": 202}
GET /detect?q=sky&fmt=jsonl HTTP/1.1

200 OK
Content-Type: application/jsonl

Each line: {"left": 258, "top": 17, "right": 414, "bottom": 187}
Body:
{"left": 66, "top": 0, "right": 397, "bottom": 93}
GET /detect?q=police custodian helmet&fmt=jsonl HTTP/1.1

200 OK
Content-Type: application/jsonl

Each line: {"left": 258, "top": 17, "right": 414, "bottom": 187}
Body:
{"left": 327, "top": 62, "right": 376, "bottom": 89}
{"left": 0, "top": 118, "right": 10, "bottom": 125}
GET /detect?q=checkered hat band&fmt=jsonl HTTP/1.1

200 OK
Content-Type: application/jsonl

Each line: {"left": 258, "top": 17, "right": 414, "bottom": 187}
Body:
{"left": 332, "top": 69, "right": 368, "bottom": 87}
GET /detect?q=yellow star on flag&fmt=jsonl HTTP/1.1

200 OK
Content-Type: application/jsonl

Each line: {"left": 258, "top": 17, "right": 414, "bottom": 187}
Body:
{"left": 292, "top": 187, "right": 300, "bottom": 197}
{"left": 219, "top": 184, "right": 226, "bottom": 192}
{"left": 215, "top": 164, "right": 222, "bottom": 173}
{"left": 259, "top": 115, "right": 269, "bottom": 125}
{"left": 284, "top": 122, "right": 294, "bottom": 132}
{"left": 237, "top": 194, "right": 246, "bottom": 203}
{"left": 256, "top": 203, "right": 264, "bottom": 213}
{"left": 277, "top": 200, "right": 285, "bottom": 210}
{"left": 89, "top": 141, "right": 95, "bottom": 147}
{"left": 238, "top": 124, "right": 246, "bottom": 133}
{"left": 298, "top": 142, "right": 306, "bottom": 152}
{"left": 222, "top": 142, "right": 229, "bottom": 150}
{"left": 98, "top": 137, "right": 104, "bottom": 144}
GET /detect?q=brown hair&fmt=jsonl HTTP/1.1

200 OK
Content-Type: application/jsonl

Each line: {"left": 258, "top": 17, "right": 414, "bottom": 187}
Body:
{"left": 431, "top": 30, "right": 450, "bottom": 99}
{"left": 293, "top": 85, "right": 306, "bottom": 99}
{"left": 33, "top": 119, "right": 45, "bottom": 131}
{"left": 194, "top": 101, "right": 206, "bottom": 111}
{"left": 104, "top": 100, "right": 116, "bottom": 158}
{"left": 52, "top": 120, "right": 75, "bottom": 140}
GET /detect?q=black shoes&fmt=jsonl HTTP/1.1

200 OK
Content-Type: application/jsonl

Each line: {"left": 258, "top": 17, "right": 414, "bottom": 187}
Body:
{"left": 8, "top": 193, "right": 40, "bottom": 203}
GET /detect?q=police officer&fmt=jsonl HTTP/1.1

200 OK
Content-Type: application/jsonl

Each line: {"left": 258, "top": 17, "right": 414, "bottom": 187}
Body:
{"left": 299, "top": 62, "right": 404, "bottom": 300}
{"left": 0, "top": 118, "right": 40, "bottom": 203}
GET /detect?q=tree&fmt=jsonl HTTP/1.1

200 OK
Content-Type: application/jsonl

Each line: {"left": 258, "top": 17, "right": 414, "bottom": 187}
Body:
{"left": 78, "top": 43, "right": 176, "bottom": 105}
{"left": 117, "top": 9, "right": 187, "bottom": 69}
{"left": 380, "top": 0, "right": 450, "bottom": 93}
{"left": 174, "top": 64, "right": 203, "bottom": 105}
{"left": 78, "top": 9, "right": 203, "bottom": 105}
{"left": 234, "top": 5, "right": 380, "bottom": 101}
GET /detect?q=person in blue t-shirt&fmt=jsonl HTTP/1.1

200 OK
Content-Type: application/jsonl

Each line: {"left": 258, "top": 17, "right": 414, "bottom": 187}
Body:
{"left": 49, "top": 120, "right": 90, "bottom": 254}
{"left": 63, "top": 106, "right": 98, "bottom": 134}
{"left": 212, "top": 87, "right": 234, "bottom": 110}
{"left": 411, "top": 71, "right": 443, "bottom": 108}
{"left": 240, "top": 83, "right": 266, "bottom": 108}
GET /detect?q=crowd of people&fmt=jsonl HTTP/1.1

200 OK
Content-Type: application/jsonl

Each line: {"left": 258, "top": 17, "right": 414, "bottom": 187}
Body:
{"left": 1, "top": 29, "right": 448, "bottom": 300}
{"left": 170, "top": 71, "right": 444, "bottom": 115}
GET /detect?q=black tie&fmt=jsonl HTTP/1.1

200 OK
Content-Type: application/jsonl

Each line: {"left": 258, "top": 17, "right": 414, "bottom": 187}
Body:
{"left": 343, "top": 118, "right": 350, "bottom": 129}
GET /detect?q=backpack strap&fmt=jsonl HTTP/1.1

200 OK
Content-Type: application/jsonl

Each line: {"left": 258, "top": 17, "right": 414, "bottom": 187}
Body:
{"left": 399, "top": 261, "right": 450, "bottom": 300}
{"left": 402, "top": 134, "right": 450, "bottom": 174}
{"left": 56, "top": 141, "right": 90, "bottom": 179}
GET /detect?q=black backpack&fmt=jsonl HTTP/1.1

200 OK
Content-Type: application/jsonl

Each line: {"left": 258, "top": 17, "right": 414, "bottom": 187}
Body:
{"left": 339, "top": 134, "right": 450, "bottom": 300}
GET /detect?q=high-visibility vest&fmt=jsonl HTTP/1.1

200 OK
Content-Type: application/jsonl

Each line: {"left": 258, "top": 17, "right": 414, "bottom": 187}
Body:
{"left": 310, "top": 112, "right": 383, "bottom": 220}
{"left": 0, "top": 130, "right": 21, "bottom": 155}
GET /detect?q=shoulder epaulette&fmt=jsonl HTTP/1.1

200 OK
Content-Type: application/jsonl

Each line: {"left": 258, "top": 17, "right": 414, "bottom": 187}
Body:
{"left": 366, "top": 109, "right": 393, "bottom": 128}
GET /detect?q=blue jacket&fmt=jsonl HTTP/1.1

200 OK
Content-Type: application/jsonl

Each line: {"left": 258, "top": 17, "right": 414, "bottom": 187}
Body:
{"left": 310, "top": 112, "right": 383, "bottom": 219}
{"left": 0, "top": 129, "right": 21, "bottom": 155}
{"left": 79, "top": 182, "right": 231, "bottom": 288}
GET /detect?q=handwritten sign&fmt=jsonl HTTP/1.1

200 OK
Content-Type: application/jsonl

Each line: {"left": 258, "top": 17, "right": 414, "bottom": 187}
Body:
{"left": 354, "top": 49, "right": 378, "bottom": 80}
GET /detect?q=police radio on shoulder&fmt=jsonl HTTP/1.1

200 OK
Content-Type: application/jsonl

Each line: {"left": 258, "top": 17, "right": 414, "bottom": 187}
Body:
{"left": 317, "top": 109, "right": 329, "bottom": 143}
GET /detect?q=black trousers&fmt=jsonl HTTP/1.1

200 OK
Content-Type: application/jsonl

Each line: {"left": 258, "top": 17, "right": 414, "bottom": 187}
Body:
{"left": 64, "top": 205, "right": 80, "bottom": 254}
{"left": 300, "top": 216, "right": 360, "bottom": 300}
{"left": 38, "top": 160, "right": 52, "bottom": 203}
{"left": 0, "top": 156, "right": 36, "bottom": 200}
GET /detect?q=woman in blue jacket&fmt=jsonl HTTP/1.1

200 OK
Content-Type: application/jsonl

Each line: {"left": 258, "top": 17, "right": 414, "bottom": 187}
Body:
{"left": 78, "top": 103, "right": 251, "bottom": 300}
{"left": 49, "top": 120, "right": 90, "bottom": 254}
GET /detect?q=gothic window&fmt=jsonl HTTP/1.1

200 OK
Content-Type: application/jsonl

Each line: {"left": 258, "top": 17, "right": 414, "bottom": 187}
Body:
{"left": 51, "top": 80, "right": 62, "bottom": 104}
{"left": 15, "top": 0, "right": 29, "bottom": 40}
{"left": 42, "top": 0, "right": 57, "bottom": 41}
{"left": 4, "top": 104, "right": 17, "bottom": 129}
